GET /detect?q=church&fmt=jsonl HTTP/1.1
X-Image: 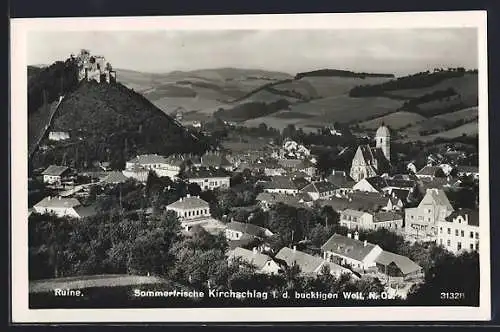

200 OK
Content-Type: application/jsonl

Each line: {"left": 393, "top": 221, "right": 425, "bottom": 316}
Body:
{"left": 350, "top": 125, "right": 391, "bottom": 182}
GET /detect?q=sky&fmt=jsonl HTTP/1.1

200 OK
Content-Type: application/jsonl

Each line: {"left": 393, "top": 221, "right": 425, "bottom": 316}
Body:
{"left": 27, "top": 28, "right": 478, "bottom": 76}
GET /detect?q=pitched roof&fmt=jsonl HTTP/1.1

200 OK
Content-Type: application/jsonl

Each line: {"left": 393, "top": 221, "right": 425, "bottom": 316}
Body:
{"left": 277, "top": 159, "right": 304, "bottom": 169}
{"left": 444, "top": 208, "right": 479, "bottom": 226}
{"left": 417, "top": 165, "right": 441, "bottom": 176}
{"left": 74, "top": 205, "right": 98, "bottom": 218}
{"left": 373, "top": 211, "right": 403, "bottom": 223}
{"left": 167, "top": 196, "right": 209, "bottom": 210}
{"left": 42, "top": 165, "right": 70, "bottom": 176}
{"left": 184, "top": 166, "right": 231, "bottom": 178}
{"left": 327, "top": 172, "right": 355, "bottom": 188}
{"left": 127, "top": 154, "right": 168, "bottom": 165}
{"left": 420, "top": 188, "right": 454, "bottom": 210}
{"left": 391, "top": 189, "right": 411, "bottom": 202}
{"left": 101, "top": 171, "right": 129, "bottom": 184}
{"left": 264, "top": 176, "right": 298, "bottom": 190}
{"left": 341, "top": 209, "right": 368, "bottom": 218}
{"left": 318, "top": 193, "right": 390, "bottom": 213}
{"left": 292, "top": 177, "right": 311, "bottom": 190}
{"left": 456, "top": 165, "right": 479, "bottom": 173}
{"left": 228, "top": 247, "right": 273, "bottom": 270}
{"left": 34, "top": 196, "right": 81, "bottom": 209}
{"left": 374, "top": 250, "right": 421, "bottom": 275}
{"left": 275, "top": 247, "right": 325, "bottom": 273}
{"left": 256, "top": 192, "right": 302, "bottom": 206}
{"left": 302, "top": 181, "right": 339, "bottom": 193}
{"left": 226, "top": 221, "right": 273, "bottom": 238}
{"left": 201, "top": 152, "right": 232, "bottom": 168}
{"left": 321, "top": 233, "right": 379, "bottom": 262}
{"left": 385, "top": 178, "right": 415, "bottom": 188}
{"left": 364, "top": 176, "right": 388, "bottom": 192}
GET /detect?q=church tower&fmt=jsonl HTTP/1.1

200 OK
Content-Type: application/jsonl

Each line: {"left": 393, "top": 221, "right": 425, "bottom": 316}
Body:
{"left": 375, "top": 124, "right": 390, "bottom": 161}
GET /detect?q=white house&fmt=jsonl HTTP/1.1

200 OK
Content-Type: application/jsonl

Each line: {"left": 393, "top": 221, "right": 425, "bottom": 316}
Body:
{"left": 321, "top": 232, "right": 383, "bottom": 271}
{"left": 42, "top": 165, "right": 71, "bottom": 186}
{"left": 339, "top": 209, "right": 403, "bottom": 232}
{"left": 184, "top": 167, "right": 231, "bottom": 191}
{"left": 437, "top": 208, "right": 479, "bottom": 254}
{"left": 405, "top": 188, "right": 454, "bottom": 242}
{"left": 166, "top": 195, "right": 210, "bottom": 222}
{"left": 262, "top": 176, "right": 300, "bottom": 195}
{"left": 225, "top": 221, "right": 274, "bottom": 241}
{"left": 301, "top": 181, "right": 338, "bottom": 200}
{"left": 33, "top": 196, "right": 97, "bottom": 219}
{"left": 48, "top": 131, "right": 70, "bottom": 141}
{"left": 122, "top": 166, "right": 149, "bottom": 183}
{"left": 126, "top": 154, "right": 182, "bottom": 179}
{"left": 228, "top": 247, "right": 281, "bottom": 274}
{"left": 275, "top": 246, "right": 353, "bottom": 277}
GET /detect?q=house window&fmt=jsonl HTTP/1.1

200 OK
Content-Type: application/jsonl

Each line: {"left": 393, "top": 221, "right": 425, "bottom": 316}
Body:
{"left": 411, "top": 215, "right": 414, "bottom": 219}
{"left": 455, "top": 229, "right": 459, "bottom": 236}
{"left": 439, "top": 227, "right": 443, "bottom": 234}
{"left": 470, "top": 231, "right": 474, "bottom": 238}
{"left": 447, "top": 240, "right": 451, "bottom": 247}
{"left": 457, "top": 242, "right": 462, "bottom": 251}
{"left": 428, "top": 218, "right": 431, "bottom": 222}
{"left": 475, "top": 242, "right": 479, "bottom": 251}
{"left": 470, "top": 244, "right": 474, "bottom": 250}
{"left": 475, "top": 232, "right": 479, "bottom": 239}
{"left": 440, "top": 239, "right": 443, "bottom": 245}
{"left": 447, "top": 228, "right": 451, "bottom": 235}
{"left": 461, "top": 230, "right": 464, "bottom": 237}
{"left": 428, "top": 209, "right": 431, "bottom": 213}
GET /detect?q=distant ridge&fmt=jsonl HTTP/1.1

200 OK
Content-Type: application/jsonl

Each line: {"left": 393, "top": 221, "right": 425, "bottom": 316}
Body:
{"left": 295, "top": 69, "right": 395, "bottom": 80}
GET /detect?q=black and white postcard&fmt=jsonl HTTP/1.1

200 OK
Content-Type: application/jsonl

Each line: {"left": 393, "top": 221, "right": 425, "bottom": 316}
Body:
{"left": 10, "top": 11, "right": 490, "bottom": 322}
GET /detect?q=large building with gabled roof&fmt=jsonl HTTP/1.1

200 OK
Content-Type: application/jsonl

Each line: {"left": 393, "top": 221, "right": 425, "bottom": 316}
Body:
{"left": 350, "top": 125, "right": 391, "bottom": 182}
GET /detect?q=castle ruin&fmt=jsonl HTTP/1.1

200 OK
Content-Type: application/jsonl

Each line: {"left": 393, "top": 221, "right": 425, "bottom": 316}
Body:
{"left": 74, "top": 49, "right": 117, "bottom": 84}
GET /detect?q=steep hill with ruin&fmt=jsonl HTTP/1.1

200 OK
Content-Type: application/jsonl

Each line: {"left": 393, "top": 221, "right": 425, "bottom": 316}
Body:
{"left": 29, "top": 53, "right": 208, "bottom": 170}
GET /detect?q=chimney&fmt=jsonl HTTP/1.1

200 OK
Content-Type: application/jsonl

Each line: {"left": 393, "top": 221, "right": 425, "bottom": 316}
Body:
{"left": 252, "top": 247, "right": 258, "bottom": 254}
{"left": 347, "top": 232, "right": 352, "bottom": 239}
{"left": 354, "top": 231, "right": 359, "bottom": 240}
{"left": 364, "top": 240, "right": 367, "bottom": 247}
{"left": 293, "top": 245, "right": 297, "bottom": 252}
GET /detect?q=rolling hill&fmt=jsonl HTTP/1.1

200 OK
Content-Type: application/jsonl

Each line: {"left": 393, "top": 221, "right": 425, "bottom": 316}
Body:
{"left": 117, "top": 67, "right": 478, "bottom": 139}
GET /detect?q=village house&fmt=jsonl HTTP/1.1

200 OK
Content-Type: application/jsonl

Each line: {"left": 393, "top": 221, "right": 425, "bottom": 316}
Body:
{"left": 166, "top": 195, "right": 211, "bottom": 222}
{"left": 301, "top": 181, "right": 338, "bottom": 200}
{"left": 262, "top": 176, "right": 301, "bottom": 195}
{"left": 318, "top": 191, "right": 403, "bottom": 213}
{"left": 326, "top": 171, "right": 355, "bottom": 196}
{"left": 352, "top": 176, "right": 389, "bottom": 193}
{"left": 415, "top": 165, "right": 444, "bottom": 180}
{"left": 42, "top": 165, "right": 73, "bottom": 186}
{"left": 33, "top": 196, "right": 97, "bottom": 219}
{"left": 200, "top": 151, "right": 233, "bottom": 171}
{"left": 122, "top": 165, "right": 149, "bottom": 183}
{"left": 404, "top": 188, "right": 455, "bottom": 242}
{"left": 277, "top": 158, "right": 316, "bottom": 177}
{"left": 125, "top": 154, "right": 182, "bottom": 179}
{"left": 184, "top": 166, "right": 231, "bottom": 191}
{"left": 256, "top": 192, "right": 306, "bottom": 211}
{"left": 350, "top": 125, "right": 391, "bottom": 182}
{"left": 321, "top": 232, "right": 383, "bottom": 271}
{"left": 455, "top": 165, "right": 479, "bottom": 180}
{"left": 339, "top": 209, "right": 404, "bottom": 232}
{"left": 374, "top": 250, "right": 424, "bottom": 282}
{"left": 48, "top": 131, "right": 70, "bottom": 141}
{"left": 100, "top": 171, "right": 129, "bottom": 185}
{"left": 224, "top": 221, "right": 274, "bottom": 242}
{"left": 275, "top": 246, "right": 353, "bottom": 277}
{"left": 227, "top": 247, "right": 281, "bottom": 274}
{"left": 321, "top": 233, "right": 422, "bottom": 281}
{"left": 437, "top": 208, "right": 479, "bottom": 254}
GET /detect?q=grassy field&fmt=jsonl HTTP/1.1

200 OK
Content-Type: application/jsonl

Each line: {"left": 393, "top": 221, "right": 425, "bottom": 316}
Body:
{"left": 359, "top": 111, "right": 427, "bottom": 130}
{"left": 299, "top": 76, "right": 392, "bottom": 98}
{"left": 30, "top": 274, "right": 167, "bottom": 294}
{"left": 432, "top": 106, "right": 478, "bottom": 122}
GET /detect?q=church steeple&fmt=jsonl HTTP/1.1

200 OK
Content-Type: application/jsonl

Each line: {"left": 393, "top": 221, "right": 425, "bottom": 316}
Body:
{"left": 375, "top": 123, "right": 390, "bottom": 161}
